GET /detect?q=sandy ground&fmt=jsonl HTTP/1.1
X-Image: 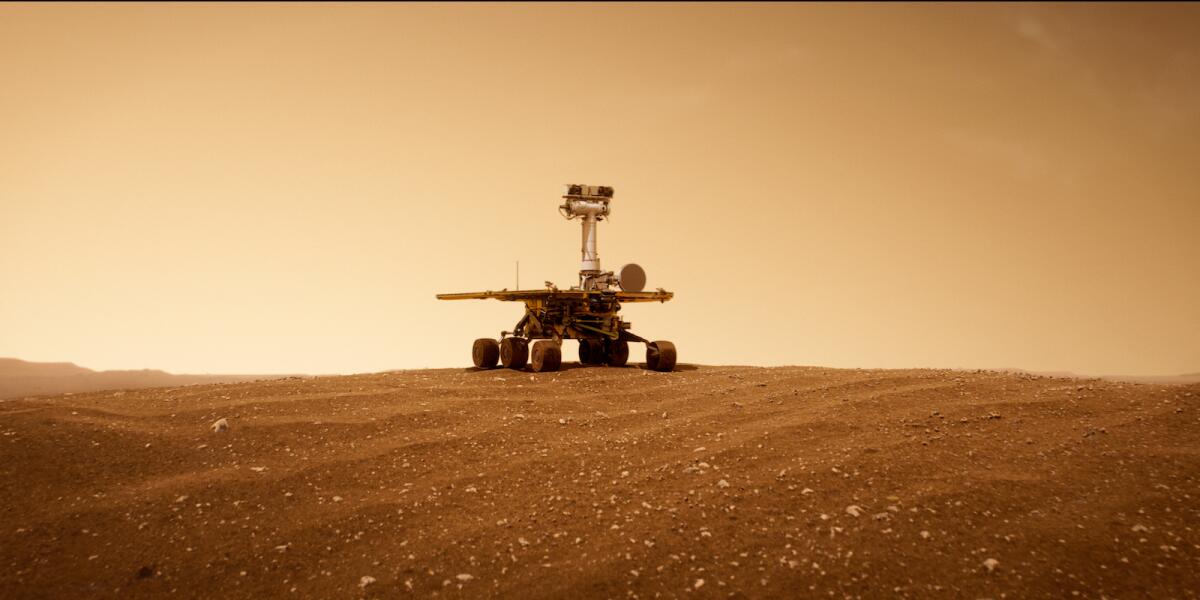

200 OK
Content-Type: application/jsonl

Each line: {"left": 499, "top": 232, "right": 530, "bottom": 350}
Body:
{"left": 1, "top": 364, "right": 1198, "bottom": 599}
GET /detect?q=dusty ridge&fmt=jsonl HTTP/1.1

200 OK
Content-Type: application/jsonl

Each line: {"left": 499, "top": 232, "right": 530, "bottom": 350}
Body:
{"left": 0, "top": 358, "right": 285, "bottom": 399}
{"left": 0, "top": 365, "right": 1197, "bottom": 598}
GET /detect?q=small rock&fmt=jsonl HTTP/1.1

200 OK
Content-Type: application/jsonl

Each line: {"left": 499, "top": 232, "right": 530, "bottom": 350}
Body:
{"left": 920, "top": 530, "right": 931, "bottom": 539}
{"left": 359, "top": 575, "right": 376, "bottom": 588}
{"left": 211, "top": 418, "right": 229, "bottom": 433}
{"left": 983, "top": 558, "right": 999, "bottom": 573}
{"left": 694, "top": 578, "right": 705, "bottom": 589}
{"left": 801, "top": 488, "right": 814, "bottom": 495}
{"left": 332, "top": 496, "right": 344, "bottom": 503}
{"left": 1131, "top": 524, "right": 1149, "bottom": 532}
{"left": 717, "top": 479, "right": 730, "bottom": 488}
{"left": 845, "top": 505, "right": 863, "bottom": 517}
{"left": 456, "top": 573, "right": 473, "bottom": 582}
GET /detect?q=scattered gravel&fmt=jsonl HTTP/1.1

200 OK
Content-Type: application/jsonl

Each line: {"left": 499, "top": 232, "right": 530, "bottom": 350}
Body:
{"left": 3, "top": 365, "right": 1195, "bottom": 599}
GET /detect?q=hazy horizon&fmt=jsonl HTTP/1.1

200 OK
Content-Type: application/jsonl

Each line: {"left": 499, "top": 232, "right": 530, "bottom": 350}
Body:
{"left": 3, "top": 355, "right": 1200, "bottom": 381}
{"left": 3, "top": 3, "right": 1198, "bottom": 376}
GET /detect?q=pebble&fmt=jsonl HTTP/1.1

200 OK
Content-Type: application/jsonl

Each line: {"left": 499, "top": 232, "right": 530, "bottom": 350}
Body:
{"left": 983, "top": 558, "right": 999, "bottom": 573}
{"left": 694, "top": 578, "right": 705, "bottom": 589}
{"left": 845, "top": 505, "right": 863, "bottom": 517}
{"left": 359, "top": 575, "right": 376, "bottom": 588}
{"left": 456, "top": 573, "right": 474, "bottom": 582}
{"left": 211, "top": 418, "right": 229, "bottom": 433}
{"left": 717, "top": 479, "right": 730, "bottom": 488}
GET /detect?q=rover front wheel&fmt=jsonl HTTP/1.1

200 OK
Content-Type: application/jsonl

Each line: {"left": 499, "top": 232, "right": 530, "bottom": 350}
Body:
{"left": 646, "top": 341, "right": 676, "bottom": 372}
{"left": 472, "top": 338, "right": 500, "bottom": 369}
{"left": 531, "top": 341, "right": 562, "bottom": 372}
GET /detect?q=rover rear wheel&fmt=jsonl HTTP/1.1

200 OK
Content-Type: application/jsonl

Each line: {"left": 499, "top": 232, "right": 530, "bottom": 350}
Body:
{"left": 472, "top": 338, "right": 500, "bottom": 369}
{"left": 646, "top": 341, "right": 676, "bottom": 372}
{"left": 531, "top": 341, "right": 562, "bottom": 372}
{"left": 500, "top": 337, "right": 528, "bottom": 370}
{"left": 606, "top": 340, "right": 629, "bottom": 367}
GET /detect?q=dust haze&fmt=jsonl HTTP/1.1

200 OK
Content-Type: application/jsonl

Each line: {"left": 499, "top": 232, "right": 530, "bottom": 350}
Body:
{"left": 1, "top": 3, "right": 1198, "bottom": 376}
{"left": 2, "top": 3, "right": 1199, "bottom": 600}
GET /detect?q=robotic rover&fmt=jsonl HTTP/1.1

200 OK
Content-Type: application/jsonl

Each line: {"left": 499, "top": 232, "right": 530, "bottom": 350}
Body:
{"left": 437, "top": 185, "right": 676, "bottom": 372}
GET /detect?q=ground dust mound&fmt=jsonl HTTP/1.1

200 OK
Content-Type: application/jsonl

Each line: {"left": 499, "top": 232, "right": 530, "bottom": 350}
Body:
{"left": 1, "top": 366, "right": 1197, "bottom": 598}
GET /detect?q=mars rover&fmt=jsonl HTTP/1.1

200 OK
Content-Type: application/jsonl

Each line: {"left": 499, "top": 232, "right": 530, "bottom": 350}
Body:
{"left": 437, "top": 185, "right": 676, "bottom": 372}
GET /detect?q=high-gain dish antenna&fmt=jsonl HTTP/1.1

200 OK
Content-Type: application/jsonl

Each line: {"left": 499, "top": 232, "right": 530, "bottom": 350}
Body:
{"left": 617, "top": 263, "right": 646, "bottom": 292}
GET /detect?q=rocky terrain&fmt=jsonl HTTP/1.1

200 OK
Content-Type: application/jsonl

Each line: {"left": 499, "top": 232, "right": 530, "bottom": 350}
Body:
{"left": 1, "top": 364, "right": 1197, "bottom": 598}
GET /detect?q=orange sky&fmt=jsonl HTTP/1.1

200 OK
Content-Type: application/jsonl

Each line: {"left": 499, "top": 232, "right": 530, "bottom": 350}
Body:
{"left": 1, "top": 3, "right": 1198, "bottom": 376}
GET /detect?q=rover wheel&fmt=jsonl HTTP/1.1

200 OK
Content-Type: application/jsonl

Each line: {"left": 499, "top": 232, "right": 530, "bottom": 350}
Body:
{"left": 646, "top": 340, "right": 676, "bottom": 372}
{"left": 472, "top": 338, "right": 500, "bottom": 369}
{"left": 606, "top": 340, "right": 629, "bottom": 367}
{"left": 500, "top": 337, "right": 528, "bottom": 370}
{"left": 578, "top": 339, "right": 605, "bottom": 365}
{"left": 531, "top": 340, "right": 562, "bottom": 372}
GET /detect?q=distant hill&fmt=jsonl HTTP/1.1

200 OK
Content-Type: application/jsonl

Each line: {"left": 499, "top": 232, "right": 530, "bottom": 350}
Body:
{"left": 0, "top": 358, "right": 286, "bottom": 399}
